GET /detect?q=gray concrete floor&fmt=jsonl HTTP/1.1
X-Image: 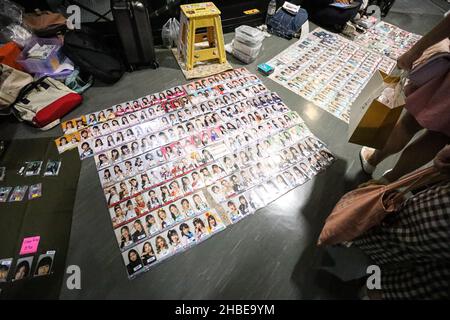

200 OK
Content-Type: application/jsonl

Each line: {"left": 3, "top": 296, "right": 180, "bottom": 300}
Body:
{"left": 0, "top": 0, "right": 447, "bottom": 299}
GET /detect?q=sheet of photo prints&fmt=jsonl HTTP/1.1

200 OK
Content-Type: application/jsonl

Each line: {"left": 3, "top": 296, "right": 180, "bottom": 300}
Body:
{"left": 56, "top": 68, "right": 335, "bottom": 279}
{"left": 266, "top": 28, "right": 397, "bottom": 123}
{"left": 353, "top": 21, "right": 421, "bottom": 60}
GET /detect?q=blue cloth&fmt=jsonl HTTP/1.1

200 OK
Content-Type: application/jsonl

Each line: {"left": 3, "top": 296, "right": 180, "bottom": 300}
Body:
{"left": 267, "top": 7, "right": 308, "bottom": 40}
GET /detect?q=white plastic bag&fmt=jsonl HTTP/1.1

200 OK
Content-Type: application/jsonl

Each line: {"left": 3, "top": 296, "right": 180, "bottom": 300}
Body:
{"left": 170, "top": 18, "right": 180, "bottom": 47}
{"left": 161, "top": 19, "right": 172, "bottom": 49}
{"left": 162, "top": 18, "right": 180, "bottom": 49}
{"left": 0, "top": 0, "right": 32, "bottom": 47}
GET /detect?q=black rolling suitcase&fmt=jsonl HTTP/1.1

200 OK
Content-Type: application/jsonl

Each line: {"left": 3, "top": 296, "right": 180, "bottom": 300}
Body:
{"left": 111, "top": 0, "right": 159, "bottom": 70}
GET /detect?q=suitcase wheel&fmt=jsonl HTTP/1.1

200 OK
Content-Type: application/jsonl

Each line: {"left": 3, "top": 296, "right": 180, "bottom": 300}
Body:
{"left": 151, "top": 61, "right": 159, "bottom": 69}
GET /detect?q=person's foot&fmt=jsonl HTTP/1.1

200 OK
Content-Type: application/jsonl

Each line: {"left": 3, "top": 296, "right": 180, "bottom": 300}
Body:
{"left": 359, "top": 147, "right": 377, "bottom": 174}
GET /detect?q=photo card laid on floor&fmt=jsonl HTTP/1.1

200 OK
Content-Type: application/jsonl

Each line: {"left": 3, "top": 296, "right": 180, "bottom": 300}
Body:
{"left": 9, "top": 185, "right": 28, "bottom": 202}
{"left": 266, "top": 27, "right": 397, "bottom": 123}
{"left": 12, "top": 256, "right": 34, "bottom": 282}
{"left": 43, "top": 160, "right": 62, "bottom": 176}
{"left": 0, "top": 258, "right": 13, "bottom": 282}
{"left": 28, "top": 183, "right": 42, "bottom": 200}
{"left": 33, "top": 252, "right": 55, "bottom": 277}
{"left": 81, "top": 68, "right": 335, "bottom": 278}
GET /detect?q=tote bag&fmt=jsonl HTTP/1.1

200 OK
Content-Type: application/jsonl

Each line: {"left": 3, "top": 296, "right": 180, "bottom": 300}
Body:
{"left": 12, "top": 76, "right": 82, "bottom": 129}
{"left": 317, "top": 166, "right": 445, "bottom": 246}
{"left": 0, "top": 63, "right": 33, "bottom": 111}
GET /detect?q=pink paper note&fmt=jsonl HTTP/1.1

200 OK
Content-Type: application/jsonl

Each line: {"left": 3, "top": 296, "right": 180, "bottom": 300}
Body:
{"left": 19, "top": 236, "right": 40, "bottom": 255}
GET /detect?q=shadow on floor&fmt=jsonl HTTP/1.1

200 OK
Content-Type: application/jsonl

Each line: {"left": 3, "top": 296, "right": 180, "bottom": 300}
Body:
{"left": 290, "top": 157, "right": 373, "bottom": 299}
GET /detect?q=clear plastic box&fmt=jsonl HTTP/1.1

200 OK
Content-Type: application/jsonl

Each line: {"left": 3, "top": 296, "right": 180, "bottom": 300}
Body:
{"left": 232, "top": 47, "right": 257, "bottom": 64}
{"left": 235, "top": 25, "right": 264, "bottom": 47}
{"left": 233, "top": 39, "right": 262, "bottom": 57}
{"left": 17, "top": 37, "right": 64, "bottom": 74}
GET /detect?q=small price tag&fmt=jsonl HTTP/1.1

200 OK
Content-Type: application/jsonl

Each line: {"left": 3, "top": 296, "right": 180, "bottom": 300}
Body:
{"left": 19, "top": 236, "right": 41, "bottom": 255}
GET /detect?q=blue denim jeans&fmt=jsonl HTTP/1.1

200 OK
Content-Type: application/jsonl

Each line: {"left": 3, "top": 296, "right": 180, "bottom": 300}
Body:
{"left": 267, "top": 8, "right": 308, "bottom": 40}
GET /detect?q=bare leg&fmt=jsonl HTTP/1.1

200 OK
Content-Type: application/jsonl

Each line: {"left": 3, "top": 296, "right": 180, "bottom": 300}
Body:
{"left": 383, "top": 131, "right": 449, "bottom": 182}
{"left": 363, "top": 112, "right": 423, "bottom": 166}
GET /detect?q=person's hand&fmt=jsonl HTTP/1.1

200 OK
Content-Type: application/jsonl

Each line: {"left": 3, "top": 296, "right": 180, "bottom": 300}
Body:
{"left": 397, "top": 47, "right": 423, "bottom": 70}
{"left": 433, "top": 145, "right": 450, "bottom": 175}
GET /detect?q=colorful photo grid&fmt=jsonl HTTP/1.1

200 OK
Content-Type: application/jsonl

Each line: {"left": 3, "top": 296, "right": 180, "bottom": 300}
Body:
{"left": 266, "top": 28, "right": 397, "bottom": 123}
{"left": 69, "top": 68, "right": 334, "bottom": 278}
{"left": 354, "top": 21, "right": 421, "bottom": 60}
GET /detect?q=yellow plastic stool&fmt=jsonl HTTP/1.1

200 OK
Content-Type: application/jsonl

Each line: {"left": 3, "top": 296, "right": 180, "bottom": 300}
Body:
{"left": 177, "top": 2, "right": 227, "bottom": 70}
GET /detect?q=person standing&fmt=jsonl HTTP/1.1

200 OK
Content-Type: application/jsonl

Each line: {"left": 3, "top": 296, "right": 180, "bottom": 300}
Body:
{"left": 360, "top": 14, "right": 450, "bottom": 182}
{"left": 354, "top": 145, "right": 450, "bottom": 299}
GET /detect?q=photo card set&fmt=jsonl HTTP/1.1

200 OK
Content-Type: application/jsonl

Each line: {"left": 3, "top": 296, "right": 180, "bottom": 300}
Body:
{"left": 0, "top": 159, "right": 60, "bottom": 204}
{"left": 354, "top": 21, "right": 421, "bottom": 60}
{"left": 266, "top": 27, "right": 397, "bottom": 123}
{"left": 55, "top": 82, "right": 192, "bottom": 157}
{"left": 0, "top": 251, "right": 56, "bottom": 283}
{"left": 87, "top": 68, "right": 335, "bottom": 279}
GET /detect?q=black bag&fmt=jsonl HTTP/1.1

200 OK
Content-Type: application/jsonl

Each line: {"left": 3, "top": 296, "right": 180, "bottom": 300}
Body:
{"left": 111, "top": 0, "right": 159, "bottom": 70}
{"left": 367, "top": 0, "right": 396, "bottom": 17}
{"left": 62, "top": 28, "right": 125, "bottom": 84}
{"left": 302, "top": 0, "right": 362, "bottom": 31}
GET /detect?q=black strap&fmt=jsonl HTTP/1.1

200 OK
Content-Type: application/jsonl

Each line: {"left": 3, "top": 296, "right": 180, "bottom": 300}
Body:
{"left": 12, "top": 76, "right": 49, "bottom": 105}
{"left": 8, "top": 76, "right": 50, "bottom": 119}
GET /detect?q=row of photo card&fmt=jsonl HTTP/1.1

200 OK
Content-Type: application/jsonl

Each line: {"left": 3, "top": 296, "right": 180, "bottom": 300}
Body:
{"left": 60, "top": 85, "right": 188, "bottom": 135}
{"left": 106, "top": 133, "right": 331, "bottom": 241}
{"left": 72, "top": 81, "right": 269, "bottom": 159}
{"left": 93, "top": 107, "right": 302, "bottom": 183}
{"left": 56, "top": 70, "right": 265, "bottom": 157}
{"left": 121, "top": 210, "right": 226, "bottom": 278}
{"left": 0, "top": 252, "right": 55, "bottom": 283}
{"left": 58, "top": 67, "right": 256, "bottom": 139}
{"left": 102, "top": 115, "right": 327, "bottom": 231}
{"left": 96, "top": 109, "right": 304, "bottom": 192}
{"left": 209, "top": 147, "right": 334, "bottom": 206}
{"left": 354, "top": 21, "right": 421, "bottom": 60}
{"left": 0, "top": 183, "right": 42, "bottom": 202}
{"left": 120, "top": 144, "right": 335, "bottom": 278}
{"left": 267, "top": 28, "right": 396, "bottom": 123}
{"left": 55, "top": 74, "right": 266, "bottom": 155}
{"left": 77, "top": 90, "right": 286, "bottom": 160}
{"left": 114, "top": 191, "right": 213, "bottom": 251}
{"left": 219, "top": 148, "right": 333, "bottom": 224}
{"left": 76, "top": 67, "right": 253, "bottom": 132}
{"left": 104, "top": 138, "right": 327, "bottom": 231}
{"left": 16, "top": 160, "right": 61, "bottom": 177}
{"left": 100, "top": 118, "right": 311, "bottom": 213}
{"left": 104, "top": 157, "right": 223, "bottom": 210}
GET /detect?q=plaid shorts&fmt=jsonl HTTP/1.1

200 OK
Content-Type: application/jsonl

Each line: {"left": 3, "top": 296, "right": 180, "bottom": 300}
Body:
{"left": 355, "top": 181, "right": 450, "bottom": 299}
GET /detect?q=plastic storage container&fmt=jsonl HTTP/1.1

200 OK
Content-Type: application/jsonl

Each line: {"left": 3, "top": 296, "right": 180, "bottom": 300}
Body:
{"left": 232, "top": 47, "right": 259, "bottom": 64}
{"left": 235, "top": 25, "right": 265, "bottom": 47}
{"left": 17, "top": 37, "right": 64, "bottom": 74}
{"left": 233, "top": 39, "right": 262, "bottom": 57}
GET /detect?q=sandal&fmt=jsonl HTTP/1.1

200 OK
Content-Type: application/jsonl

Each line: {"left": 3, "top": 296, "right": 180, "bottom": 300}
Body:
{"left": 359, "top": 147, "right": 376, "bottom": 175}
